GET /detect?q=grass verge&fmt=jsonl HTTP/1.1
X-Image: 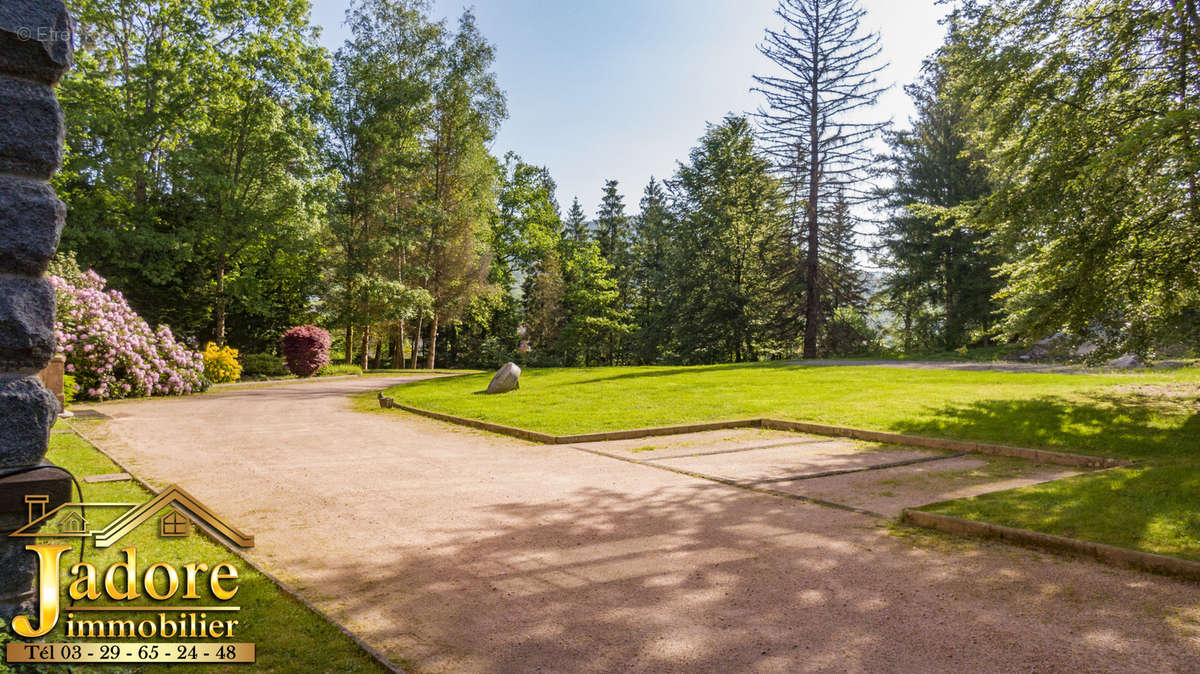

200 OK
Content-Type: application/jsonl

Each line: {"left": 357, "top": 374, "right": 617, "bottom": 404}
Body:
{"left": 371, "top": 361, "right": 1200, "bottom": 562}
{"left": 1, "top": 428, "right": 390, "bottom": 674}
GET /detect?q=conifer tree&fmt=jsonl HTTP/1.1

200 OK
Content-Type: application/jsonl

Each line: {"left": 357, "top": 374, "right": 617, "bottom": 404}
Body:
{"left": 822, "top": 188, "right": 867, "bottom": 315}
{"left": 595, "top": 180, "right": 631, "bottom": 278}
{"left": 754, "top": 0, "right": 888, "bottom": 358}
{"left": 667, "top": 115, "right": 788, "bottom": 364}
{"left": 629, "top": 177, "right": 675, "bottom": 363}
{"left": 880, "top": 61, "right": 996, "bottom": 350}
{"left": 565, "top": 197, "right": 590, "bottom": 244}
{"left": 593, "top": 179, "right": 633, "bottom": 362}
{"left": 559, "top": 243, "right": 631, "bottom": 366}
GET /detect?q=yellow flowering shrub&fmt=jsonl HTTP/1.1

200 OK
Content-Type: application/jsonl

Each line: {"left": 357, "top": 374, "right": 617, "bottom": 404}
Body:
{"left": 203, "top": 342, "right": 242, "bottom": 383}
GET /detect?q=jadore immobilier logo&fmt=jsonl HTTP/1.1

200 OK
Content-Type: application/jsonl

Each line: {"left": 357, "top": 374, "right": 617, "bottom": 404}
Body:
{"left": 6, "top": 484, "right": 257, "bottom": 665}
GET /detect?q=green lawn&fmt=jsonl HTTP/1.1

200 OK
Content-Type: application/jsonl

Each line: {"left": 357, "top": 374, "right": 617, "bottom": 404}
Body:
{"left": 2, "top": 428, "right": 389, "bottom": 674}
{"left": 374, "top": 362, "right": 1200, "bottom": 562}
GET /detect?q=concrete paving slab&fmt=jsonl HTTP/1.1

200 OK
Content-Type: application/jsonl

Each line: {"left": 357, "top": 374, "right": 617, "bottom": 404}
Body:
{"left": 576, "top": 427, "right": 1085, "bottom": 520}
{"left": 649, "top": 438, "right": 945, "bottom": 482}
{"left": 770, "top": 456, "right": 1082, "bottom": 516}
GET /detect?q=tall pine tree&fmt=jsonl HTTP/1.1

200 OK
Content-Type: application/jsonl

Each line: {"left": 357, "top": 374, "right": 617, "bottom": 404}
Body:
{"left": 880, "top": 61, "right": 996, "bottom": 350}
{"left": 754, "top": 0, "right": 888, "bottom": 358}
{"left": 565, "top": 197, "right": 589, "bottom": 244}
{"left": 667, "top": 116, "right": 788, "bottom": 364}
{"left": 593, "top": 180, "right": 633, "bottom": 362}
{"left": 629, "top": 177, "right": 675, "bottom": 364}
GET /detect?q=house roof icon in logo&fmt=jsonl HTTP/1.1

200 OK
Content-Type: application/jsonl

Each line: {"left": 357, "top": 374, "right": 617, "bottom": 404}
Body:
{"left": 58, "top": 511, "right": 87, "bottom": 534}
{"left": 11, "top": 484, "right": 254, "bottom": 549}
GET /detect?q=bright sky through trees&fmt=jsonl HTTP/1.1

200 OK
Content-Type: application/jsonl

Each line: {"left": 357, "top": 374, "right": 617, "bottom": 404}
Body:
{"left": 310, "top": 0, "right": 951, "bottom": 215}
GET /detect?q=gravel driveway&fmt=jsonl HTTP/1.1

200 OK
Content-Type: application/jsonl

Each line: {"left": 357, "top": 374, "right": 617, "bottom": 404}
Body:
{"left": 79, "top": 376, "right": 1200, "bottom": 672}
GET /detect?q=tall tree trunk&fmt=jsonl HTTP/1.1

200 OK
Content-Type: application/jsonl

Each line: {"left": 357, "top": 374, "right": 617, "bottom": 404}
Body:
{"left": 359, "top": 325, "right": 370, "bottom": 370}
{"left": 410, "top": 316, "right": 422, "bottom": 369}
{"left": 801, "top": 6, "right": 824, "bottom": 360}
{"left": 214, "top": 259, "right": 227, "bottom": 346}
{"left": 345, "top": 325, "right": 354, "bottom": 366}
{"left": 390, "top": 320, "right": 404, "bottom": 369}
{"left": 801, "top": 137, "right": 821, "bottom": 359}
{"left": 373, "top": 336, "right": 383, "bottom": 370}
{"left": 425, "top": 315, "right": 439, "bottom": 369}
{"left": 1181, "top": 0, "right": 1199, "bottom": 227}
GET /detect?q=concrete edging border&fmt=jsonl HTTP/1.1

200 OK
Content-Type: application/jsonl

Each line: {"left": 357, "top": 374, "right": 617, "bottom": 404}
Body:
{"left": 386, "top": 402, "right": 1130, "bottom": 469}
{"left": 902, "top": 509, "right": 1200, "bottom": 581}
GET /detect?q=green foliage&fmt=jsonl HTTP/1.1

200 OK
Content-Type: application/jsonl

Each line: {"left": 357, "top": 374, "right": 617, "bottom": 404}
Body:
{"left": 666, "top": 115, "right": 789, "bottom": 363}
{"left": 240, "top": 352, "right": 291, "bottom": 378}
{"left": 880, "top": 60, "right": 998, "bottom": 351}
{"left": 318, "top": 363, "right": 364, "bottom": 377}
{"left": 62, "top": 374, "right": 79, "bottom": 406}
{"left": 57, "top": 0, "right": 331, "bottom": 352}
{"left": 627, "top": 178, "right": 675, "bottom": 364}
{"left": 46, "top": 250, "right": 85, "bottom": 286}
{"left": 492, "top": 155, "right": 563, "bottom": 286}
{"left": 565, "top": 197, "right": 589, "bottom": 244}
{"left": 944, "top": 0, "right": 1200, "bottom": 355}
{"left": 594, "top": 180, "right": 632, "bottom": 287}
{"left": 326, "top": 0, "right": 503, "bottom": 369}
{"left": 559, "top": 242, "right": 631, "bottom": 366}
{"left": 823, "top": 306, "right": 878, "bottom": 356}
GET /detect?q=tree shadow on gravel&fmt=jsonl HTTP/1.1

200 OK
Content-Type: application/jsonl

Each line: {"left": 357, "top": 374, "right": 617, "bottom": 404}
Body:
{"left": 280, "top": 480, "right": 1200, "bottom": 673}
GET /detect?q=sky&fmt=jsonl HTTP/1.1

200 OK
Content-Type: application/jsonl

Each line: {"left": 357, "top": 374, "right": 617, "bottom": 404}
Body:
{"left": 308, "top": 0, "right": 953, "bottom": 217}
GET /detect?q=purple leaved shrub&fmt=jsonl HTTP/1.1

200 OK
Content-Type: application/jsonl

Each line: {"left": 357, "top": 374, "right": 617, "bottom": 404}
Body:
{"left": 281, "top": 325, "right": 331, "bottom": 377}
{"left": 50, "top": 270, "right": 205, "bottom": 400}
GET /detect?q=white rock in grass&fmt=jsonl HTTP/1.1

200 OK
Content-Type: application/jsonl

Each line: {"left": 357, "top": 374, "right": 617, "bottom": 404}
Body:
{"left": 487, "top": 362, "right": 521, "bottom": 394}
{"left": 1106, "top": 353, "right": 1142, "bottom": 368}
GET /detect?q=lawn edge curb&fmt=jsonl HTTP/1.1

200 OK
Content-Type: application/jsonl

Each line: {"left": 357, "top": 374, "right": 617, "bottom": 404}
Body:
{"left": 901, "top": 509, "right": 1200, "bottom": 581}
{"left": 63, "top": 421, "right": 408, "bottom": 674}
{"left": 384, "top": 401, "right": 1129, "bottom": 469}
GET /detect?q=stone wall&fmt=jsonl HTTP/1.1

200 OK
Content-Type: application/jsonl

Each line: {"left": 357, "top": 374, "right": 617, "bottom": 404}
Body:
{"left": 0, "top": 0, "right": 74, "bottom": 625}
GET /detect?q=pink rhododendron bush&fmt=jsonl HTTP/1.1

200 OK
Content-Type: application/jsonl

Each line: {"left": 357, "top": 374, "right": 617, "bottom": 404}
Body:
{"left": 50, "top": 270, "right": 205, "bottom": 400}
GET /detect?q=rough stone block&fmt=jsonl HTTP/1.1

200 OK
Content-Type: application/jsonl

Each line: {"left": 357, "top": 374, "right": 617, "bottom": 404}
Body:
{"left": 0, "top": 276, "right": 56, "bottom": 373}
{"left": 0, "top": 74, "right": 63, "bottom": 179}
{"left": 1106, "top": 353, "right": 1142, "bottom": 368}
{"left": 486, "top": 362, "right": 521, "bottom": 394}
{"left": 0, "top": 376, "right": 56, "bottom": 467}
{"left": 0, "top": 0, "right": 73, "bottom": 85}
{"left": 0, "top": 537, "right": 38, "bottom": 623}
{"left": 0, "top": 174, "right": 64, "bottom": 275}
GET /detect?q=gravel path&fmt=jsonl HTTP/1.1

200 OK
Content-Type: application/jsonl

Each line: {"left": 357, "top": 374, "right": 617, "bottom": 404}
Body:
{"left": 79, "top": 376, "right": 1200, "bottom": 672}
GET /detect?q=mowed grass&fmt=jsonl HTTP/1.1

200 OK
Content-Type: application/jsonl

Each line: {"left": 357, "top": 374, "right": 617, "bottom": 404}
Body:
{"left": 374, "top": 362, "right": 1200, "bottom": 561}
{"left": 2, "top": 428, "right": 389, "bottom": 674}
